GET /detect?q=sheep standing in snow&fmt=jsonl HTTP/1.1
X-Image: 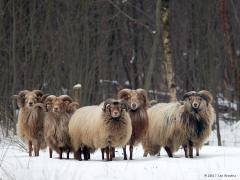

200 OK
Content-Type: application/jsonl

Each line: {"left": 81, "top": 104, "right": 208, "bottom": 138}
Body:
{"left": 142, "top": 102, "right": 185, "bottom": 157}
{"left": 142, "top": 90, "right": 215, "bottom": 158}
{"left": 118, "top": 89, "right": 149, "bottom": 160}
{"left": 44, "top": 95, "right": 79, "bottom": 159}
{"left": 69, "top": 99, "right": 132, "bottom": 161}
{"left": 13, "top": 90, "right": 47, "bottom": 156}
{"left": 181, "top": 90, "right": 215, "bottom": 158}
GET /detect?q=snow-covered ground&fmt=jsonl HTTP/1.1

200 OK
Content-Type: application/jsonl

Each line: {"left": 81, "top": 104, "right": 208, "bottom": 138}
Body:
{"left": 209, "top": 120, "right": 240, "bottom": 147}
{"left": 0, "top": 138, "right": 240, "bottom": 180}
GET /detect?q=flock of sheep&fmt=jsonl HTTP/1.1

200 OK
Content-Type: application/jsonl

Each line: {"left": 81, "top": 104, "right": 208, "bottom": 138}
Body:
{"left": 12, "top": 88, "right": 215, "bottom": 161}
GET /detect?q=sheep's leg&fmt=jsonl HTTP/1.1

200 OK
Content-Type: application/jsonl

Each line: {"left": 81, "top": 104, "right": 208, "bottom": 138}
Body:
{"left": 59, "top": 148, "right": 63, "bottom": 159}
{"left": 83, "top": 147, "right": 89, "bottom": 160}
{"left": 109, "top": 147, "right": 113, "bottom": 161}
{"left": 67, "top": 148, "right": 70, "bottom": 159}
{"left": 123, "top": 146, "right": 127, "bottom": 160}
{"left": 88, "top": 149, "right": 90, "bottom": 160}
{"left": 106, "top": 147, "right": 110, "bottom": 161}
{"left": 49, "top": 148, "right": 53, "bottom": 158}
{"left": 129, "top": 145, "right": 133, "bottom": 160}
{"left": 74, "top": 148, "right": 82, "bottom": 161}
{"left": 112, "top": 147, "right": 115, "bottom": 158}
{"left": 188, "top": 141, "right": 193, "bottom": 158}
{"left": 34, "top": 143, "right": 39, "bottom": 156}
{"left": 196, "top": 147, "right": 199, "bottom": 156}
{"left": 183, "top": 144, "right": 188, "bottom": 158}
{"left": 101, "top": 148, "right": 105, "bottom": 160}
{"left": 28, "top": 141, "right": 33, "bottom": 157}
{"left": 164, "top": 146, "right": 173, "bottom": 158}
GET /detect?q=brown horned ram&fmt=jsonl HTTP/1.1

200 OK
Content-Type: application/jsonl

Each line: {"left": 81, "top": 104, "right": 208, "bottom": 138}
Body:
{"left": 118, "top": 89, "right": 149, "bottom": 160}
{"left": 44, "top": 95, "right": 79, "bottom": 159}
{"left": 13, "top": 90, "right": 47, "bottom": 157}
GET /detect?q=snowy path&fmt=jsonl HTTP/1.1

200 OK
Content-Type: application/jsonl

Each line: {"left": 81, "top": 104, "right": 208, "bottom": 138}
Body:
{"left": 0, "top": 142, "right": 240, "bottom": 180}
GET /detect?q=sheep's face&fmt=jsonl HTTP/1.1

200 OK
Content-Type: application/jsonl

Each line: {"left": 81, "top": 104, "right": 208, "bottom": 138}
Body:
{"left": 184, "top": 95, "right": 208, "bottom": 113}
{"left": 45, "top": 95, "right": 73, "bottom": 114}
{"left": 51, "top": 98, "right": 66, "bottom": 113}
{"left": 24, "top": 92, "right": 38, "bottom": 108}
{"left": 118, "top": 89, "right": 148, "bottom": 111}
{"left": 183, "top": 90, "right": 213, "bottom": 113}
{"left": 103, "top": 100, "right": 128, "bottom": 119}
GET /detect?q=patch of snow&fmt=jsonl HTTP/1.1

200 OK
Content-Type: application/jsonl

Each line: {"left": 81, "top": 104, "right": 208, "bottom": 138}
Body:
{"left": 73, "top": 84, "right": 82, "bottom": 89}
{"left": 124, "top": 81, "right": 130, "bottom": 86}
{"left": 130, "top": 51, "right": 135, "bottom": 64}
{"left": 1, "top": 138, "right": 240, "bottom": 180}
{"left": 209, "top": 120, "right": 240, "bottom": 147}
{"left": 217, "top": 96, "right": 237, "bottom": 111}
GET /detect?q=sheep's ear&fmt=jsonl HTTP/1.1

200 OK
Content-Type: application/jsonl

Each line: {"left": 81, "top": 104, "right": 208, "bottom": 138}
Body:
{"left": 136, "top": 88, "right": 149, "bottom": 108}
{"left": 182, "top": 91, "right": 197, "bottom": 101}
{"left": 198, "top": 90, "right": 213, "bottom": 104}
{"left": 118, "top": 89, "right": 131, "bottom": 99}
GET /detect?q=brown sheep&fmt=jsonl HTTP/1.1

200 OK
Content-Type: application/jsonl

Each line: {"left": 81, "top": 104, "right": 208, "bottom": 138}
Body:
{"left": 44, "top": 95, "right": 79, "bottom": 159}
{"left": 13, "top": 90, "right": 47, "bottom": 157}
{"left": 181, "top": 90, "right": 215, "bottom": 158}
{"left": 118, "top": 89, "right": 149, "bottom": 160}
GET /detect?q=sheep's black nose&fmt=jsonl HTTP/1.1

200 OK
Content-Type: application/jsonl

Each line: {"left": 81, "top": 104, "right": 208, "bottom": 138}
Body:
{"left": 29, "top": 102, "right": 33, "bottom": 106}
{"left": 53, "top": 107, "right": 59, "bottom": 112}
{"left": 132, "top": 103, "right": 136, "bottom": 108}
{"left": 193, "top": 103, "right": 198, "bottom": 108}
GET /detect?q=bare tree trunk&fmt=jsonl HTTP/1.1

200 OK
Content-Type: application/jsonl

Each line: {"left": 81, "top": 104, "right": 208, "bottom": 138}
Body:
{"left": 11, "top": 0, "right": 16, "bottom": 95}
{"left": 73, "top": 84, "right": 81, "bottom": 106}
{"left": 161, "top": 0, "right": 177, "bottom": 102}
{"left": 215, "top": 94, "right": 222, "bottom": 146}
{"left": 144, "top": 0, "right": 161, "bottom": 90}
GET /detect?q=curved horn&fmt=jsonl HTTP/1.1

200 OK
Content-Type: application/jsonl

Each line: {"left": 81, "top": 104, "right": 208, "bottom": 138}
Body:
{"left": 33, "top": 90, "right": 43, "bottom": 97}
{"left": 118, "top": 89, "right": 131, "bottom": 99}
{"left": 136, "top": 88, "right": 149, "bottom": 107}
{"left": 18, "top": 90, "right": 29, "bottom": 97}
{"left": 67, "top": 102, "right": 80, "bottom": 114}
{"left": 59, "top": 95, "right": 73, "bottom": 103}
{"left": 120, "top": 99, "right": 129, "bottom": 111}
{"left": 102, "top": 98, "right": 113, "bottom": 112}
{"left": 41, "top": 94, "right": 50, "bottom": 103}
{"left": 182, "top": 91, "right": 197, "bottom": 100}
{"left": 198, "top": 90, "right": 213, "bottom": 104}
{"left": 45, "top": 95, "right": 56, "bottom": 103}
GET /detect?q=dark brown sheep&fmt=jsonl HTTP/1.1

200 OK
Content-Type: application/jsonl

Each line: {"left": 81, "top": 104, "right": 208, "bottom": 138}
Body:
{"left": 118, "top": 88, "right": 149, "bottom": 160}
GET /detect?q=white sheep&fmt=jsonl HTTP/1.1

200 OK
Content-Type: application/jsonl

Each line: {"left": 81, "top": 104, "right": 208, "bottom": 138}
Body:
{"left": 68, "top": 99, "right": 132, "bottom": 161}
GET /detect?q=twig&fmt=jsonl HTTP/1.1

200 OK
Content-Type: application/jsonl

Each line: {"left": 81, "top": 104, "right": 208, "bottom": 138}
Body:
{"left": 107, "top": 0, "right": 155, "bottom": 34}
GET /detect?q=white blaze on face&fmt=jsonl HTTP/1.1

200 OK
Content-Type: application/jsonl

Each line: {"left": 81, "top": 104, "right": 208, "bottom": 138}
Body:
{"left": 25, "top": 93, "right": 37, "bottom": 108}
